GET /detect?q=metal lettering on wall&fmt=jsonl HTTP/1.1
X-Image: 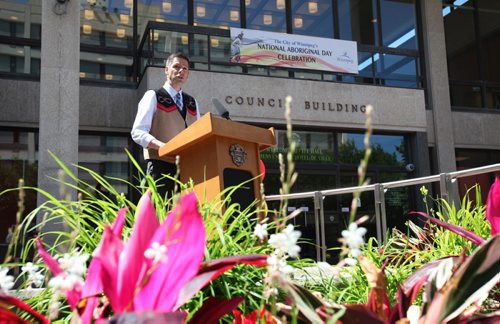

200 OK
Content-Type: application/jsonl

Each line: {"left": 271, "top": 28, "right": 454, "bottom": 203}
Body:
{"left": 225, "top": 96, "right": 367, "bottom": 114}
{"left": 229, "top": 144, "right": 247, "bottom": 167}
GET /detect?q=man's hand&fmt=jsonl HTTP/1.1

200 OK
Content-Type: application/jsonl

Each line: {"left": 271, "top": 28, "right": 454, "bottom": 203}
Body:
{"left": 147, "top": 139, "right": 165, "bottom": 150}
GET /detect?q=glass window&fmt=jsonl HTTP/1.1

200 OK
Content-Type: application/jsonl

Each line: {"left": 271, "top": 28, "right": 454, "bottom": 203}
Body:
{"left": 80, "top": 52, "right": 133, "bottom": 81}
{"left": 338, "top": 133, "right": 406, "bottom": 166}
{"left": 343, "top": 51, "right": 374, "bottom": 85}
{"left": 152, "top": 30, "right": 189, "bottom": 65}
{"left": 0, "top": 44, "right": 40, "bottom": 75}
{"left": 449, "top": 84, "right": 483, "bottom": 108}
{"left": 338, "top": 0, "right": 378, "bottom": 46}
{"left": 246, "top": 0, "right": 286, "bottom": 32}
{"left": 0, "top": 130, "right": 38, "bottom": 243}
{"left": 190, "top": 34, "right": 209, "bottom": 64}
{"left": 79, "top": 134, "right": 131, "bottom": 196}
{"left": 444, "top": 4, "right": 479, "bottom": 80}
{"left": 261, "top": 130, "right": 335, "bottom": 164}
{"left": 291, "top": 0, "right": 334, "bottom": 38}
{"left": 485, "top": 86, "right": 500, "bottom": 109}
{"left": 80, "top": 4, "right": 133, "bottom": 50}
{"left": 380, "top": 0, "right": 417, "bottom": 50}
{"left": 478, "top": 0, "right": 500, "bottom": 83}
{"left": 0, "top": 0, "right": 41, "bottom": 39}
{"left": 455, "top": 148, "right": 500, "bottom": 203}
{"left": 138, "top": 0, "right": 188, "bottom": 42}
{"left": 194, "top": 0, "right": 240, "bottom": 29}
{"left": 376, "top": 54, "right": 418, "bottom": 87}
{"left": 294, "top": 71, "right": 322, "bottom": 80}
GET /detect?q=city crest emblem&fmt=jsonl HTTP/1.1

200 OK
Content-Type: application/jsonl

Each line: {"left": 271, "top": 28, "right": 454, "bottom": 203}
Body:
{"left": 229, "top": 144, "right": 247, "bottom": 166}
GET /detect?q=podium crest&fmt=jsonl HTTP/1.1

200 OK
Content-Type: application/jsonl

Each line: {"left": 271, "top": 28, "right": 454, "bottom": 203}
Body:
{"left": 229, "top": 144, "right": 247, "bottom": 166}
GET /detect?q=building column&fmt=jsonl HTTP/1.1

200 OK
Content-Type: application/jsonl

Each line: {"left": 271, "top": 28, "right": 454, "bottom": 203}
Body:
{"left": 420, "top": 0, "right": 456, "bottom": 174}
{"left": 37, "top": 1, "right": 80, "bottom": 223}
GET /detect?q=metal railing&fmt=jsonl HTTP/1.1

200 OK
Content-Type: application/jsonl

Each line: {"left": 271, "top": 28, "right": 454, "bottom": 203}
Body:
{"left": 264, "top": 163, "right": 500, "bottom": 262}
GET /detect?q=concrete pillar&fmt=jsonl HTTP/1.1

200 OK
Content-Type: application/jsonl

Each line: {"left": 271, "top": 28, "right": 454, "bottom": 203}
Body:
{"left": 420, "top": 0, "right": 457, "bottom": 174}
{"left": 37, "top": 0, "right": 80, "bottom": 223}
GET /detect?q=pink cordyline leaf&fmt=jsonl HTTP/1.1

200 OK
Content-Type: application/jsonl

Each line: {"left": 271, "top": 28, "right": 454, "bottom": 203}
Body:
{"left": 95, "top": 226, "right": 125, "bottom": 312}
{"left": 337, "top": 304, "right": 384, "bottom": 324}
{"left": 79, "top": 208, "right": 128, "bottom": 324}
{"left": 36, "top": 238, "right": 63, "bottom": 276}
{"left": 134, "top": 192, "right": 206, "bottom": 312}
{"left": 0, "top": 294, "right": 49, "bottom": 324}
{"left": 409, "top": 211, "right": 485, "bottom": 245}
{"left": 36, "top": 239, "right": 82, "bottom": 309}
{"left": 175, "top": 254, "right": 267, "bottom": 309}
{"left": 116, "top": 192, "right": 160, "bottom": 312}
{"left": 401, "top": 256, "right": 459, "bottom": 294}
{"left": 199, "top": 254, "right": 268, "bottom": 272}
{"left": 110, "top": 207, "right": 128, "bottom": 236}
{"left": 189, "top": 296, "right": 244, "bottom": 324}
{"left": 422, "top": 235, "right": 500, "bottom": 323}
{"left": 486, "top": 177, "right": 500, "bottom": 235}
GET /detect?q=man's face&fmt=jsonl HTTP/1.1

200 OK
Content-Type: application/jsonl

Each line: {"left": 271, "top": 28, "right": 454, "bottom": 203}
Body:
{"left": 165, "top": 57, "right": 189, "bottom": 90}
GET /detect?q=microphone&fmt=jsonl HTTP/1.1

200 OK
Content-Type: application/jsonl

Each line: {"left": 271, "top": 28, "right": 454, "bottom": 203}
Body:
{"left": 211, "top": 97, "right": 231, "bottom": 120}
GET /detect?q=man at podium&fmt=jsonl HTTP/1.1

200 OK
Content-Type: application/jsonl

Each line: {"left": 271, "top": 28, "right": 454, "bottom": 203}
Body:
{"left": 131, "top": 52, "right": 201, "bottom": 197}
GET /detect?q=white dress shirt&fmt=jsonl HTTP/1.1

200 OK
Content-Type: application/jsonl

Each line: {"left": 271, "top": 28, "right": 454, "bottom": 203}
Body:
{"left": 131, "top": 82, "right": 201, "bottom": 149}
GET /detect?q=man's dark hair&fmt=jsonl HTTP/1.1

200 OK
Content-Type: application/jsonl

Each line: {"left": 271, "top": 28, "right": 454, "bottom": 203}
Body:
{"left": 166, "top": 52, "right": 190, "bottom": 66}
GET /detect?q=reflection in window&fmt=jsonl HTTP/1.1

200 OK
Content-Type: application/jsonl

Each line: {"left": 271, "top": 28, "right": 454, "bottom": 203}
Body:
{"left": 338, "top": 133, "right": 405, "bottom": 166}
{"left": 478, "top": 1, "right": 500, "bottom": 83}
{"left": 444, "top": 4, "right": 479, "bottom": 81}
{"left": 0, "top": 45, "right": 41, "bottom": 75}
{"left": 291, "top": 0, "right": 334, "bottom": 38}
{"left": 194, "top": 0, "right": 240, "bottom": 29}
{"left": 246, "top": 0, "right": 286, "bottom": 32}
{"left": 138, "top": 0, "right": 188, "bottom": 39}
{"left": 80, "top": 5, "right": 133, "bottom": 50}
{"left": 261, "top": 130, "right": 335, "bottom": 164}
{"left": 449, "top": 84, "right": 482, "bottom": 108}
{"left": 80, "top": 52, "right": 133, "bottom": 81}
{"left": 380, "top": 0, "right": 417, "bottom": 50}
{"left": 79, "top": 134, "right": 131, "bottom": 195}
{"left": 0, "top": 130, "right": 38, "bottom": 242}
{"left": 338, "top": 0, "right": 378, "bottom": 45}
{"left": 485, "top": 87, "right": 500, "bottom": 109}
{"left": 151, "top": 30, "right": 189, "bottom": 65}
{"left": 376, "top": 54, "right": 417, "bottom": 87}
{"left": 0, "top": 0, "right": 41, "bottom": 39}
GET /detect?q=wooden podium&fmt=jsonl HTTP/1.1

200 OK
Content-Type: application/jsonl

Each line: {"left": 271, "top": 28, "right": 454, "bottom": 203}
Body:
{"left": 158, "top": 113, "right": 275, "bottom": 208}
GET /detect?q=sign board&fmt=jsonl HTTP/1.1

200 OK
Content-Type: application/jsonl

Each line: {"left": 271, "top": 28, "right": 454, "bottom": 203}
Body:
{"left": 230, "top": 27, "right": 358, "bottom": 74}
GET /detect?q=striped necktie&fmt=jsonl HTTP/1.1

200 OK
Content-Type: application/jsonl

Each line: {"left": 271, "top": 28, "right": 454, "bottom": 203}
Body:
{"left": 175, "top": 92, "right": 183, "bottom": 111}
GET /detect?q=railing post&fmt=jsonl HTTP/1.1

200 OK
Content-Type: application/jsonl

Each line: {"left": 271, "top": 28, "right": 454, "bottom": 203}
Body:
{"left": 313, "top": 191, "right": 326, "bottom": 262}
{"left": 439, "top": 173, "right": 453, "bottom": 220}
{"left": 374, "top": 184, "right": 387, "bottom": 243}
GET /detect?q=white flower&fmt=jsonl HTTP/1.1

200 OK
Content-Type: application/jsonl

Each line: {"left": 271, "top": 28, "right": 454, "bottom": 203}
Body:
{"left": 21, "top": 262, "right": 38, "bottom": 274}
{"left": 0, "top": 267, "right": 15, "bottom": 293}
{"left": 344, "top": 257, "right": 358, "bottom": 266}
{"left": 144, "top": 242, "right": 168, "bottom": 263}
{"left": 342, "top": 223, "right": 367, "bottom": 258}
{"left": 49, "top": 273, "right": 83, "bottom": 292}
{"left": 350, "top": 248, "right": 362, "bottom": 258}
{"left": 267, "top": 253, "right": 294, "bottom": 275}
{"left": 263, "top": 287, "right": 278, "bottom": 299}
{"left": 268, "top": 224, "right": 301, "bottom": 258}
{"left": 21, "top": 263, "right": 44, "bottom": 288}
{"left": 407, "top": 305, "right": 421, "bottom": 324}
{"left": 58, "top": 253, "right": 89, "bottom": 277}
{"left": 253, "top": 223, "right": 268, "bottom": 241}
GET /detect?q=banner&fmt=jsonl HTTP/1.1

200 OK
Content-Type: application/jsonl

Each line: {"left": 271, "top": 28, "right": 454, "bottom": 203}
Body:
{"left": 230, "top": 27, "right": 358, "bottom": 74}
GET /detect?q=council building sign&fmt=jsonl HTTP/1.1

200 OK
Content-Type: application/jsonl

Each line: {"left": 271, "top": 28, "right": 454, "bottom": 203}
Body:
{"left": 230, "top": 27, "right": 358, "bottom": 74}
